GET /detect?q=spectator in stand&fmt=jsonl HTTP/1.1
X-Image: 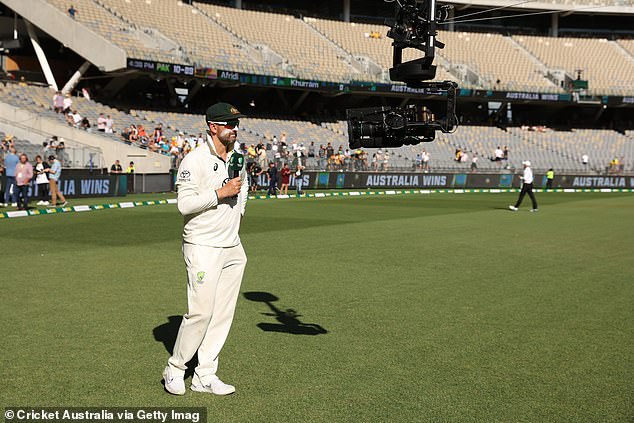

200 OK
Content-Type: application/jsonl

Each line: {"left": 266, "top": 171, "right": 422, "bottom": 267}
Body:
{"left": 126, "top": 161, "right": 135, "bottom": 173}
{"left": 97, "top": 113, "right": 107, "bottom": 132}
{"left": 492, "top": 146, "right": 504, "bottom": 162}
{"left": 34, "top": 155, "right": 50, "bottom": 205}
{"left": 383, "top": 150, "right": 390, "bottom": 171}
{"left": 53, "top": 91, "right": 64, "bottom": 113}
{"left": 247, "top": 144, "right": 257, "bottom": 162}
{"left": 138, "top": 125, "right": 148, "bottom": 143}
{"left": 153, "top": 124, "right": 163, "bottom": 143}
{"left": 618, "top": 156, "right": 625, "bottom": 175}
{"left": 422, "top": 150, "right": 430, "bottom": 173}
{"left": 46, "top": 155, "right": 67, "bottom": 207}
{"left": 62, "top": 94, "right": 73, "bottom": 114}
{"left": 2, "top": 147, "right": 19, "bottom": 207}
{"left": 455, "top": 148, "right": 463, "bottom": 162}
{"left": 110, "top": 160, "right": 123, "bottom": 174}
{"left": 582, "top": 154, "right": 589, "bottom": 166}
{"left": 160, "top": 139, "right": 170, "bottom": 155}
{"left": 129, "top": 125, "right": 140, "bottom": 145}
{"left": 71, "top": 110, "right": 82, "bottom": 128}
{"left": 80, "top": 116, "right": 91, "bottom": 130}
{"left": 503, "top": 146, "right": 509, "bottom": 161}
{"left": 267, "top": 162, "right": 278, "bottom": 196}
{"left": 56, "top": 141, "right": 65, "bottom": 159}
{"left": 375, "top": 150, "right": 383, "bottom": 171}
{"left": 280, "top": 163, "right": 291, "bottom": 195}
{"left": 415, "top": 153, "right": 422, "bottom": 171}
{"left": 318, "top": 144, "right": 326, "bottom": 170}
{"left": 326, "top": 143, "right": 334, "bottom": 162}
{"left": 308, "top": 142, "right": 316, "bottom": 166}
{"left": 121, "top": 127, "right": 131, "bottom": 144}
{"left": 471, "top": 154, "right": 478, "bottom": 172}
{"left": 257, "top": 146, "right": 268, "bottom": 170}
{"left": 65, "top": 111, "right": 74, "bottom": 127}
{"left": 15, "top": 154, "right": 33, "bottom": 210}
{"left": 105, "top": 115, "right": 114, "bottom": 134}
{"left": 68, "top": 4, "right": 77, "bottom": 19}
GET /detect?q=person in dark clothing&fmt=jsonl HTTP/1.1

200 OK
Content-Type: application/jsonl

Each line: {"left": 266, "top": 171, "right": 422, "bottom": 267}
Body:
{"left": 267, "top": 162, "right": 278, "bottom": 196}
{"left": 248, "top": 162, "right": 262, "bottom": 193}
{"left": 110, "top": 160, "right": 123, "bottom": 174}
{"left": 34, "top": 155, "right": 50, "bottom": 205}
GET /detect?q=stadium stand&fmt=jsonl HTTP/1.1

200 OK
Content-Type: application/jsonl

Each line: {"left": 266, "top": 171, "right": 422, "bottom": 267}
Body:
{"left": 513, "top": 35, "right": 634, "bottom": 95}
{"left": 439, "top": 31, "right": 556, "bottom": 92}
{"left": 3, "top": 82, "right": 631, "bottom": 173}
{"left": 306, "top": 18, "right": 457, "bottom": 84}
{"left": 0, "top": 83, "right": 177, "bottom": 157}
{"left": 93, "top": 0, "right": 274, "bottom": 74}
{"left": 194, "top": 3, "right": 359, "bottom": 82}
{"left": 44, "top": 0, "right": 182, "bottom": 64}
{"left": 35, "top": 0, "right": 634, "bottom": 94}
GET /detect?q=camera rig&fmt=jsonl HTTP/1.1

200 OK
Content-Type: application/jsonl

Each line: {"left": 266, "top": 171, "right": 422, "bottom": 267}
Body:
{"left": 347, "top": 0, "right": 458, "bottom": 148}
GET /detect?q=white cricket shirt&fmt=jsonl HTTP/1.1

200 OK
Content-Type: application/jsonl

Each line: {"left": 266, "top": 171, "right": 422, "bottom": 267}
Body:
{"left": 523, "top": 166, "right": 534, "bottom": 184}
{"left": 176, "top": 135, "right": 248, "bottom": 248}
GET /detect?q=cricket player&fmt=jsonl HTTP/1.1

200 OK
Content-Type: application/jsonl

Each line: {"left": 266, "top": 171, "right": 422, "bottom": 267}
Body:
{"left": 509, "top": 160, "right": 538, "bottom": 212}
{"left": 163, "top": 103, "right": 249, "bottom": 396}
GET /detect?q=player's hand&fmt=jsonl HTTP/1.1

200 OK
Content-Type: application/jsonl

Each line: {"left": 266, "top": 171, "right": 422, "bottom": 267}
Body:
{"left": 216, "top": 177, "right": 242, "bottom": 200}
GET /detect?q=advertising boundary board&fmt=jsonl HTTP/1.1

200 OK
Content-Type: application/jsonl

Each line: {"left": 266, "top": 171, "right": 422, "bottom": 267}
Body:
{"left": 268, "top": 172, "right": 634, "bottom": 190}
{"left": 1, "top": 170, "right": 127, "bottom": 198}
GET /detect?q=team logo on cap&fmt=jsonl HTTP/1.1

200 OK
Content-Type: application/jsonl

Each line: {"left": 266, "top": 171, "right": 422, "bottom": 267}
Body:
{"left": 230, "top": 107, "right": 240, "bottom": 115}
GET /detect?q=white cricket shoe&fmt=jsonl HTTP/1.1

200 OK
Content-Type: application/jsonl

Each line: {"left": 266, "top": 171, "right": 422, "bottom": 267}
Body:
{"left": 530, "top": 209, "right": 538, "bottom": 213}
{"left": 36, "top": 200, "right": 44, "bottom": 205}
{"left": 191, "top": 374, "right": 235, "bottom": 395}
{"left": 0, "top": 203, "right": 6, "bottom": 207}
{"left": 11, "top": 202, "right": 17, "bottom": 207}
{"left": 43, "top": 201, "right": 50, "bottom": 205}
{"left": 162, "top": 366, "right": 185, "bottom": 395}
{"left": 508, "top": 205, "right": 518, "bottom": 211}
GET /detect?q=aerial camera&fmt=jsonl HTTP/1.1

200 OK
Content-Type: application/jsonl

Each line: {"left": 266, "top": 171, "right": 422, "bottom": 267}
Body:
{"left": 347, "top": 0, "right": 458, "bottom": 149}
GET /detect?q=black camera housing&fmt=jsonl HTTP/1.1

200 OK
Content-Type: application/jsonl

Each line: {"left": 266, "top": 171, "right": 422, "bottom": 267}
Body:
{"left": 347, "top": 0, "right": 458, "bottom": 149}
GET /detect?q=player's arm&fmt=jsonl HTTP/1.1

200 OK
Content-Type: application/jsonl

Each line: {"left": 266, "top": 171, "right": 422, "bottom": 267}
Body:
{"left": 176, "top": 156, "right": 218, "bottom": 216}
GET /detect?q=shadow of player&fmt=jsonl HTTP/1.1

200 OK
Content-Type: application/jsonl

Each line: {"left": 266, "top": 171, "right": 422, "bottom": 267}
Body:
{"left": 243, "top": 291, "right": 328, "bottom": 335}
{"left": 153, "top": 315, "right": 197, "bottom": 379}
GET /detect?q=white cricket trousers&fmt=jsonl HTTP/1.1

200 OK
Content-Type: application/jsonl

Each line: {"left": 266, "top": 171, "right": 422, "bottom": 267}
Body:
{"left": 167, "top": 242, "right": 247, "bottom": 383}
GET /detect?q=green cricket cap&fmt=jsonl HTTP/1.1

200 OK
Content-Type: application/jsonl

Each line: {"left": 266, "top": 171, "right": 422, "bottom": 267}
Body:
{"left": 205, "top": 102, "right": 245, "bottom": 124}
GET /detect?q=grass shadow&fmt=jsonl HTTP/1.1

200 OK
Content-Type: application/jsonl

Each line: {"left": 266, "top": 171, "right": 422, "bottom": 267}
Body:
{"left": 243, "top": 291, "right": 328, "bottom": 335}
{"left": 153, "top": 315, "right": 197, "bottom": 379}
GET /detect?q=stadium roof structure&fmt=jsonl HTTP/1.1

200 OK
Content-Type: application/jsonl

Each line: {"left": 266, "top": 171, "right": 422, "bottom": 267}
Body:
{"left": 445, "top": 0, "right": 634, "bottom": 15}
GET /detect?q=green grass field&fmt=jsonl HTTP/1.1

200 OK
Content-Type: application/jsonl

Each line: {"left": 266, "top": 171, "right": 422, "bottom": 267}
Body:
{"left": 2, "top": 192, "right": 633, "bottom": 422}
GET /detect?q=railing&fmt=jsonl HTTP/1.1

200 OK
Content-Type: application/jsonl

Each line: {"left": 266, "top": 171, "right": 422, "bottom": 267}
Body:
{"left": 0, "top": 114, "right": 105, "bottom": 169}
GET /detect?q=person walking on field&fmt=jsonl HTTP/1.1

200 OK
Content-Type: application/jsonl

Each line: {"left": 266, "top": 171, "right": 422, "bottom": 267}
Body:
{"left": 163, "top": 102, "right": 248, "bottom": 397}
{"left": 509, "top": 161, "right": 538, "bottom": 212}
